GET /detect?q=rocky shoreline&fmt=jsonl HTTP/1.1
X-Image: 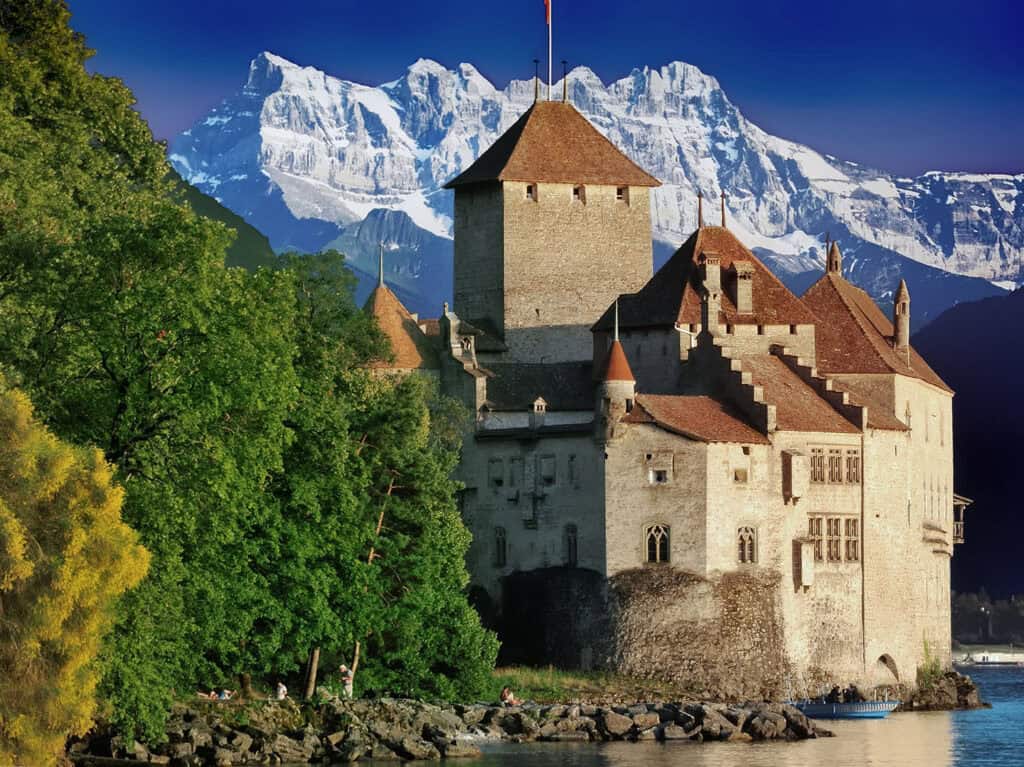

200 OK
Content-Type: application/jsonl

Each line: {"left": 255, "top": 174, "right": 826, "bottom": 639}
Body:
{"left": 898, "top": 670, "right": 990, "bottom": 712}
{"left": 69, "top": 695, "right": 833, "bottom": 765}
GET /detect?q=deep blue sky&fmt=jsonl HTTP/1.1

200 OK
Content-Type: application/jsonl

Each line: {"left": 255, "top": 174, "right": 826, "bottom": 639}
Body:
{"left": 69, "top": 0, "right": 1022, "bottom": 177}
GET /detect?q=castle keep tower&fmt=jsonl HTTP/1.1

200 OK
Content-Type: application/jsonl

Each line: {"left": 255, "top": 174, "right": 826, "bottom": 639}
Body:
{"left": 444, "top": 101, "right": 661, "bottom": 362}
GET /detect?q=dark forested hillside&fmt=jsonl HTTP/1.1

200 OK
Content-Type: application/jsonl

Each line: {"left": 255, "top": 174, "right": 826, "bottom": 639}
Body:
{"left": 914, "top": 288, "right": 1024, "bottom": 597}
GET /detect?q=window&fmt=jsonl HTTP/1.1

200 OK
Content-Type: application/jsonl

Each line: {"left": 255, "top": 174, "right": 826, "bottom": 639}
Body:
{"left": 808, "top": 517, "right": 824, "bottom": 562}
{"left": 508, "top": 457, "right": 523, "bottom": 488}
{"left": 845, "top": 449, "right": 861, "bottom": 484}
{"left": 845, "top": 519, "right": 860, "bottom": 562}
{"left": 810, "top": 448, "right": 826, "bottom": 483}
{"left": 564, "top": 524, "right": 578, "bottom": 567}
{"left": 525, "top": 183, "right": 537, "bottom": 201}
{"left": 738, "top": 527, "right": 757, "bottom": 564}
{"left": 572, "top": 184, "right": 585, "bottom": 203}
{"left": 826, "top": 518, "right": 842, "bottom": 562}
{"left": 488, "top": 458, "right": 504, "bottom": 488}
{"left": 494, "top": 527, "right": 507, "bottom": 567}
{"left": 733, "top": 468, "right": 748, "bottom": 483}
{"left": 650, "top": 469, "right": 668, "bottom": 484}
{"left": 645, "top": 524, "right": 670, "bottom": 563}
{"left": 828, "top": 449, "right": 843, "bottom": 483}
{"left": 539, "top": 454, "right": 556, "bottom": 486}
{"left": 616, "top": 186, "right": 628, "bottom": 202}
{"left": 568, "top": 454, "right": 580, "bottom": 486}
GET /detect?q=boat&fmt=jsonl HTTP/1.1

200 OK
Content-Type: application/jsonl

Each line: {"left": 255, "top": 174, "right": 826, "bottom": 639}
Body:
{"left": 791, "top": 699, "right": 900, "bottom": 720}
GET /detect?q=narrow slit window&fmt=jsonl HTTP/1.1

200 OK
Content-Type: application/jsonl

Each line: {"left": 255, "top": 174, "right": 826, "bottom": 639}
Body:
{"left": 564, "top": 524, "right": 578, "bottom": 567}
{"left": 494, "top": 526, "right": 507, "bottom": 567}
{"left": 573, "top": 184, "right": 585, "bottom": 203}
{"left": 616, "top": 186, "right": 628, "bottom": 202}
{"left": 526, "top": 183, "right": 537, "bottom": 201}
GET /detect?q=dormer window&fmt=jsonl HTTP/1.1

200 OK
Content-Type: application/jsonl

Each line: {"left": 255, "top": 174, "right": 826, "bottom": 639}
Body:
{"left": 525, "top": 183, "right": 537, "bottom": 201}
{"left": 573, "top": 184, "right": 585, "bottom": 203}
{"left": 616, "top": 186, "right": 629, "bottom": 203}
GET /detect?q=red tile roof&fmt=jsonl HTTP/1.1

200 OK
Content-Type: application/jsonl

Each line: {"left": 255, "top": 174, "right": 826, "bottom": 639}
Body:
{"left": 443, "top": 101, "right": 661, "bottom": 189}
{"left": 742, "top": 355, "right": 860, "bottom": 433}
{"left": 363, "top": 285, "right": 439, "bottom": 370}
{"left": 601, "top": 340, "right": 635, "bottom": 381}
{"left": 593, "top": 226, "right": 818, "bottom": 331}
{"left": 624, "top": 394, "right": 770, "bottom": 444}
{"left": 801, "top": 273, "right": 951, "bottom": 393}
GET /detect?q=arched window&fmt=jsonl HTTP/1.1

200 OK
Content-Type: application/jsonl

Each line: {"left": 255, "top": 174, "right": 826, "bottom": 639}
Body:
{"left": 564, "top": 524, "right": 578, "bottom": 567}
{"left": 645, "top": 524, "right": 670, "bottom": 563}
{"left": 494, "top": 526, "right": 507, "bottom": 567}
{"left": 738, "top": 527, "right": 757, "bottom": 564}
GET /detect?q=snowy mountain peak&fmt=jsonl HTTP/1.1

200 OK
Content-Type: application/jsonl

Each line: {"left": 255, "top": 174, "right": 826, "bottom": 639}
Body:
{"left": 173, "top": 53, "right": 1022, "bottom": 319}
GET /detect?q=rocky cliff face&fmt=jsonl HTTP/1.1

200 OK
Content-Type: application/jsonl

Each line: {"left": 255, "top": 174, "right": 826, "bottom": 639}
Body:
{"left": 171, "top": 52, "right": 1019, "bottom": 319}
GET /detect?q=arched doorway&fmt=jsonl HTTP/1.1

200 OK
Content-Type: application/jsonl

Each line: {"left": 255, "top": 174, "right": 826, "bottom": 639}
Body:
{"left": 877, "top": 653, "right": 900, "bottom": 683}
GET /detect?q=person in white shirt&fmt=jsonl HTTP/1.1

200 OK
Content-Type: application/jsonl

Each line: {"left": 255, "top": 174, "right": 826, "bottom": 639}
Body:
{"left": 275, "top": 681, "right": 288, "bottom": 701}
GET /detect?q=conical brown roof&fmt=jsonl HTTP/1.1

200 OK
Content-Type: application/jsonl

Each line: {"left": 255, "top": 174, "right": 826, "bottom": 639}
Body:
{"left": 363, "top": 284, "right": 438, "bottom": 370}
{"left": 601, "top": 339, "right": 635, "bottom": 382}
{"left": 444, "top": 101, "right": 661, "bottom": 189}
{"left": 895, "top": 278, "right": 910, "bottom": 302}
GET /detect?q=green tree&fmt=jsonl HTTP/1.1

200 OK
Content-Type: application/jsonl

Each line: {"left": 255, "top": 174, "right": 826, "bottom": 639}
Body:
{"left": 0, "top": 380, "right": 149, "bottom": 767}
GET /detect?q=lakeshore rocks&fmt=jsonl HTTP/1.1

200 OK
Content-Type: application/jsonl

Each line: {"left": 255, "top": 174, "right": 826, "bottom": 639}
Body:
{"left": 900, "top": 670, "right": 990, "bottom": 711}
{"left": 70, "top": 696, "right": 831, "bottom": 765}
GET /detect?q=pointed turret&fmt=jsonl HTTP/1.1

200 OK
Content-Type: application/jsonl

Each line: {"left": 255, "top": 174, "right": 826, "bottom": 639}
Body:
{"left": 826, "top": 240, "right": 842, "bottom": 275}
{"left": 597, "top": 302, "right": 635, "bottom": 440}
{"left": 894, "top": 278, "right": 910, "bottom": 350}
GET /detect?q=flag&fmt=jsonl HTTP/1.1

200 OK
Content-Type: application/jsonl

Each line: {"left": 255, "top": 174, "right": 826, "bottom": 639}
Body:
{"left": 544, "top": 0, "right": 550, "bottom": 24}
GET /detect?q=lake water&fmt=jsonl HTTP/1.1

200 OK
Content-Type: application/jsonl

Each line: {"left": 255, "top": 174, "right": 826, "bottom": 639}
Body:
{"left": 445, "top": 667, "right": 1023, "bottom": 767}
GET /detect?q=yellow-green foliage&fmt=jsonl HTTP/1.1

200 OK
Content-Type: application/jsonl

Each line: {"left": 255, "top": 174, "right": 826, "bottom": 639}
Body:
{"left": 0, "top": 382, "right": 149, "bottom": 767}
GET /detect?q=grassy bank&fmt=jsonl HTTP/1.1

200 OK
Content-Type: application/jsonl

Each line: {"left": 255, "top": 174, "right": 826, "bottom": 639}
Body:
{"left": 491, "top": 666, "right": 701, "bottom": 704}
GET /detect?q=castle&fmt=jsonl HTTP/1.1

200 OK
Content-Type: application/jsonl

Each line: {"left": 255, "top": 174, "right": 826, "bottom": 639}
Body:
{"left": 365, "top": 99, "right": 972, "bottom": 696}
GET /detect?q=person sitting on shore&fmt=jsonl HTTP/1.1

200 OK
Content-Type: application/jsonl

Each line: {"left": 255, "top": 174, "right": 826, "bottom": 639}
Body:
{"left": 218, "top": 689, "right": 235, "bottom": 701}
{"left": 499, "top": 686, "right": 522, "bottom": 706}
{"left": 339, "top": 664, "right": 354, "bottom": 700}
{"left": 275, "top": 681, "right": 288, "bottom": 701}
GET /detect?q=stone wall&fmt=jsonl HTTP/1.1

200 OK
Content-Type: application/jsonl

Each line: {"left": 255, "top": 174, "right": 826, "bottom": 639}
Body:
{"left": 453, "top": 183, "right": 504, "bottom": 329}
{"left": 606, "top": 567, "right": 792, "bottom": 700}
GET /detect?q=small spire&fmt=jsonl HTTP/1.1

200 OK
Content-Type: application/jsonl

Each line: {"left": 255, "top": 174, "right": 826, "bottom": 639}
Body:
{"left": 895, "top": 278, "right": 910, "bottom": 302}
{"left": 614, "top": 298, "right": 620, "bottom": 341}
{"left": 378, "top": 240, "right": 385, "bottom": 287}
{"left": 720, "top": 191, "right": 727, "bottom": 227}
{"left": 827, "top": 240, "right": 842, "bottom": 275}
{"left": 697, "top": 191, "right": 704, "bottom": 229}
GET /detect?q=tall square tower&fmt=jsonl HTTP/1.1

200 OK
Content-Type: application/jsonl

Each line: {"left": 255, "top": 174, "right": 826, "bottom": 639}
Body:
{"left": 445, "top": 101, "right": 661, "bottom": 362}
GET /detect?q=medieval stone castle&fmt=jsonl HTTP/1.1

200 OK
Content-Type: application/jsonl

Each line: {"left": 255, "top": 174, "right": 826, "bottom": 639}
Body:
{"left": 365, "top": 99, "right": 971, "bottom": 696}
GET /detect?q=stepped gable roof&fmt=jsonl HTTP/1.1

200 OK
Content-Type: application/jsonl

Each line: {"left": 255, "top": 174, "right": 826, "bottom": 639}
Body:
{"left": 593, "top": 226, "right": 818, "bottom": 331}
{"left": 623, "top": 394, "right": 769, "bottom": 444}
{"left": 484, "top": 362, "right": 593, "bottom": 411}
{"left": 443, "top": 101, "right": 661, "bottom": 189}
{"left": 829, "top": 380, "right": 909, "bottom": 432}
{"left": 801, "top": 273, "right": 951, "bottom": 393}
{"left": 742, "top": 355, "right": 859, "bottom": 433}
{"left": 363, "top": 284, "right": 439, "bottom": 370}
{"left": 601, "top": 340, "right": 635, "bottom": 382}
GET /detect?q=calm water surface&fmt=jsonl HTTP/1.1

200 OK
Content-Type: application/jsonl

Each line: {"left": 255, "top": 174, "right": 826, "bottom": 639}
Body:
{"left": 432, "top": 667, "right": 1023, "bottom": 767}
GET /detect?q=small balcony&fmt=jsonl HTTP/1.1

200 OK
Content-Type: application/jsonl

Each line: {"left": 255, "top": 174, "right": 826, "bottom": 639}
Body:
{"left": 953, "top": 493, "right": 973, "bottom": 545}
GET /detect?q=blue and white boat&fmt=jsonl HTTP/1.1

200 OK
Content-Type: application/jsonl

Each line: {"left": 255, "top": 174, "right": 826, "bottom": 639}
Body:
{"left": 791, "top": 700, "right": 900, "bottom": 719}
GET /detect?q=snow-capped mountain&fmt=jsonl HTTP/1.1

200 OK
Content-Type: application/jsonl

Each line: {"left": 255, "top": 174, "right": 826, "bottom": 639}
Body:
{"left": 171, "top": 51, "right": 1021, "bottom": 321}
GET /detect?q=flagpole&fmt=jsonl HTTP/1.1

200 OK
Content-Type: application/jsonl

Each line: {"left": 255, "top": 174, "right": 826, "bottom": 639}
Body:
{"left": 547, "top": 0, "right": 552, "bottom": 100}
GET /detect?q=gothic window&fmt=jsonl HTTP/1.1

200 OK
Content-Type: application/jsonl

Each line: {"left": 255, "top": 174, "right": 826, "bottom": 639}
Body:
{"left": 645, "top": 524, "right": 670, "bottom": 564}
{"left": 810, "top": 448, "right": 825, "bottom": 483}
{"left": 488, "top": 458, "right": 504, "bottom": 488}
{"left": 494, "top": 527, "right": 507, "bottom": 567}
{"left": 845, "top": 449, "right": 861, "bottom": 484}
{"left": 564, "top": 524, "right": 578, "bottom": 567}
{"left": 737, "top": 527, "right": 757, "bottom": 564}
{"left": 808, "top": 517, "right": 824, "bottom": 562}
{"left": 845, "top": 519, "right": 860, "bottom": 562}
{"left": 826, "top": 518, "right": 842, "bottom": 563}
{"left": 827, "top": 449, "right": 843, "bottom": 483}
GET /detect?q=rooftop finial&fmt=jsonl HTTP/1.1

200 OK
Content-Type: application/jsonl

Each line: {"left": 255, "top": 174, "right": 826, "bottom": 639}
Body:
{"left": 378, "top": 240, "right": 385, "bottom": 287}
{"left": 614, "top": 298, "right": 620, "bottom": 342}
{"left": 561, "top": 59, "right": 568, "bottom": 102}
{"left": 697, "top": 191, "right": 704, "bottom": 229}
{"left": 720, "top": 191, "right": 727, "bottom": 227}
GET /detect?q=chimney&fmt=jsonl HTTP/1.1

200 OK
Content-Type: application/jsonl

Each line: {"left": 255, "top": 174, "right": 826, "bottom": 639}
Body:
{"left": 700, "top": 251, "right": 722, "bottom": 333}
{"left": 893, "top": 279, "right": 910, "bottom": 351}
{"left": 529, "top": 397, "right": 548, "bottom": 430}
{"left": 732, "top": 261, "right": 754, "bottom": 314}
{"left": 826, "top": 240, "right": 842, "bottom": 275}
